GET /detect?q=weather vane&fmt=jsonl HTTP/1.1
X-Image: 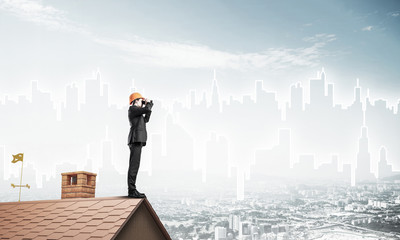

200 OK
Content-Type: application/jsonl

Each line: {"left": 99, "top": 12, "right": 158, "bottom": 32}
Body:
{"left": 11, "top": 153, "right": 30, "bottom": 202}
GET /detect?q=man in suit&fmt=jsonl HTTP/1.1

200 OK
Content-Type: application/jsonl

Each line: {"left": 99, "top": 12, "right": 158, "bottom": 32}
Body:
{"left": 127, "top": 92, "right": 154, "bottom": 198}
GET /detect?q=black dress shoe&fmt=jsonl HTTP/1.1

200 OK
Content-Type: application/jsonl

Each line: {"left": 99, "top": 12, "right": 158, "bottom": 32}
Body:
{"left": 128, "top": 189, "right": 146, "bottom": 198}
{"left": 134, "top": 189, "right": 146, "bottom": 198}
{"left": 128, "top": 191, "right": 145, "bottom": 198}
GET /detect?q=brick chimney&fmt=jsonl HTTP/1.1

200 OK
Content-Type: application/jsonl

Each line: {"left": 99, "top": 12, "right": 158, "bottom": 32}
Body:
{"left": 61, "top": 171, "right": 97, "bottom": 199}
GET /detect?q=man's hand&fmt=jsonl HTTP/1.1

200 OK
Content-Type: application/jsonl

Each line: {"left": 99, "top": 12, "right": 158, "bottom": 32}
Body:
{"left": 143, "top": 98, "right": 153, "bottom": 110}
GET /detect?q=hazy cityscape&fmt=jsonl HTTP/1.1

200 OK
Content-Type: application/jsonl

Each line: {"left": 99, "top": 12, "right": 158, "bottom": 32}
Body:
{"left": 1, "top": 68, "right": 400, "bottom": 239}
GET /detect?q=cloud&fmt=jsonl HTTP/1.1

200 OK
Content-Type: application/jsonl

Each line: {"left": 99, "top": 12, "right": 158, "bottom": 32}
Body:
{"left": 362, "top": 26, "right": 373, "bottom": 31}
{"left": 387, "top": 10, "right": 399, "bottom": 17}
{"left": 302, "top": 33, "right": 336, "bottom": 43}
{"left": 94, "top": 34, "right": 335, "bottom": 70}
{"left": 0, "top": 0, "right": 337, "bottom": 71}
{"left": 0, "top": 0, "right": 88, "bottom": 34}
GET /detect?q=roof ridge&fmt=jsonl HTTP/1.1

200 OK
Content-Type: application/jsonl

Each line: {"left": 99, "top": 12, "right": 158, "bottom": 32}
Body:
{"left": 0, "top": 196, "right": 133, "bottom": 205}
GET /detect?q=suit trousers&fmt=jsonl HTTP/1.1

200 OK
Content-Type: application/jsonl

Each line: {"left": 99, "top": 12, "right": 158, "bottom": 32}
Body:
{"left": 128, "top": 142, "right": 143, "bottom": 191}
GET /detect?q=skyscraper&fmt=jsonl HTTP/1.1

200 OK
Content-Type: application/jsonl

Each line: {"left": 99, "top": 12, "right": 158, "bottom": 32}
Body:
{"left": 239, "top": 221, "right": 251, "bottom": 238}
{"left": 309, "top": 69, "right": 326, "bottom": 107}
{"left": 215, "top": 226, "right": 227, "bottom": 240}
{"left": 206, "top": 132, "right": 229, "bottom": 181}
{"left": 290, "top": 82, "right": 303, "bottom": 110}
{"left": 355, "top": 126, "right": 376, "bottom": 183}
{"left": 83, "top": 70, "right": 108, "bottom": 109}
{"left": 378, "top": 146, "right": 393, "bottom": 179}
{"left": 210, "top": 69, "right": 221, "bottom": 113}
{"left": 66, "top": 83, "right": 79, "bottom": 112}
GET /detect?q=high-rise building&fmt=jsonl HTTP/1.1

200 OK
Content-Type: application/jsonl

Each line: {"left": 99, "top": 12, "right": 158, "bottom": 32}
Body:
{"left": 215, "top": 226, "right": 227, "bottom": 240}
{"left": 206, "top": 132, "right": 229, "bottom": 181}
{"left": 355, "top": 126, "right": 376, "bottom": 183}
{"left": 97, "top": 128, "right": 123, "bottom": 194}
{"left": 31, "top": 81, "right": 56, "bottom": 120}
{"left": 228, "top": 214, "right": 233, "bottom": 230}
{"left": 251, "top": 225, "right": 259, "bottom": 240}
{"left": 189, "top": 90, "right": 196, "bottom": 109}
{"left": 83, "top": 70, "right": 108, "bottom": 109}
{"left": 260, "top": 224, "right": 271, "bottom": 234}
{"left": 210, "top": 69, "right": 221, "bottom": 112}
{"left": 66, "top": 83, "right": 79, "bottom": 112}
{"left": 378, "top": 146, "right": 393, "bottom": 179}
{"left": 239, "top": 222, "right": 251, "bottom": 238}
{"left": 233, "top": 215, "right": 240, "bottom": 232}
{"left": 327, "top": 83, "right": 334, "bottom": 107}
{"left": 309, "top": 69, "right": 326, "bottom": 107}
{"left": 354, "top": 79, "right": 361, "bottom": 103}
{"left": 290, "top": 82, "right": 303, "bottom": 110}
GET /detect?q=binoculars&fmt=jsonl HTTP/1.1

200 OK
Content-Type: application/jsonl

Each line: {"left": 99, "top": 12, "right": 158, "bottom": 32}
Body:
{"left": 141, "top": 99, "right": 152, "bottom": 106}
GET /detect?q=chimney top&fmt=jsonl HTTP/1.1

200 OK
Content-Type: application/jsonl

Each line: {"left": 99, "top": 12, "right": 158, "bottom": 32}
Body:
{"left": 61, "top": 171, "right": 97, "bottom": 199}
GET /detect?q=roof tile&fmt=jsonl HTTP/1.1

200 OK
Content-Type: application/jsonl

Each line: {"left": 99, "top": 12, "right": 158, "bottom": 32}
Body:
{"left": 0, "top": 231, "right": 16, "bottom": 239}
{"left": 104, "top": 233, "right": 116, "bottom": 240}
{"left": 37, "top": 219, "right": 53, "bottom": 226}
{"left": 37, "top": 229, "right": 55, "bottom": 236}
{"left": 91, "top": 212, "right": 109, "bottom": 219}
{"left": 53, "top": 216, "right": 69, "bottom": 223}
{"left": 73, "top": 207, "right": 88, "bottom": 213}
{"left": 97, "top": 206, "right": 114, "bottom": 213}
{"left": 75, "top": 216, "right": 93, "bottom": 223}
{"left": 80, "top": 225, "right": 98, "bottom": 233}
{"left": 58, "top": 210, "right": 75, "bottom": 218}
{"left": 81, "top": 209, "right": 99, "bottom": 217}
{"left": 47, "top": 232, "right": 67, "bottom": 239}
{"left": 54, "top": 225, "right": 73, "bottom": 234}
{"left": 86, "top": 219, "right": 103, "bottom": 226}
{"left": 107, "top": 209, "right": 126, "bottom": 216}
{"left": 90, "top": 229, "right": 112, "bottom": 238}
{"left": 59, "top": 219, "right": 76, "bottom": 226}
{"left": 59, "top": 237, "right": 75, "bottom": 240}
{"left": 29, "top": 216, "right": 43, "bottom": 223}
{"left": 96, "top": 222, "right": 118, "bottom": 230}
{"left": 102, "top": 215, "right": 121, "bottom": 223}
{"left": 74, "top": 233, "right": 93, "bottom": 239}
{"left": 46, "top": 202, "right": 75, "bottom": 211}
{"left": 46, "top": 222, "right": 63, "bottom": 230}
{"left": 29, "top": 224, "right": 45, "bottom": 233}
{"left": 114, "top": 199, "right": 138, "bottom": 210}
{"left": 61, "top": 229, "right": 81, "bottom": 237}
{"left": 15, "top": 229, "right": 31, "bottom": 236}
{"left": 69, "top": 222, "right": 87, "bottom": 230}
{"left": 23, "top": 231, "right": 40, "bottom": 239}
{"left": 34, "top": 237, "right": 52, "bottom": 240}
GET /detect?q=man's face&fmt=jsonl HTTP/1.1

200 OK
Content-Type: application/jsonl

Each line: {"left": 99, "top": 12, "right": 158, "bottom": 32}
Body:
{"left": 134, "top": 98, "right": 143, "bottom": 107}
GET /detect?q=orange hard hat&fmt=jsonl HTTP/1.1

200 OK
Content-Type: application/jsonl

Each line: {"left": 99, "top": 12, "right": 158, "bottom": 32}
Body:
{"left": 129, "top": 92, "right": 144, "bottom": 105}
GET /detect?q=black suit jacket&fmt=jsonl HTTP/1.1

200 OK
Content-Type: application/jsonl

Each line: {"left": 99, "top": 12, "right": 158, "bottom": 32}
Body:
{"left": 127, "top": 101, "right": 153, "bottom": 146}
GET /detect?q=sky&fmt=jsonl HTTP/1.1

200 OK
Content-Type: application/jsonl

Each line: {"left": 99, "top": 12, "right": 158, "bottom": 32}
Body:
{"left": 0, "top": 0, "right": 399, "bottom": 108}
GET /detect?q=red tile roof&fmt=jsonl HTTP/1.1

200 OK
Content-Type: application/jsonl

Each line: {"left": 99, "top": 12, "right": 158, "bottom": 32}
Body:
{"left": 0, "top": 196, "right": 171, "bottom": 240}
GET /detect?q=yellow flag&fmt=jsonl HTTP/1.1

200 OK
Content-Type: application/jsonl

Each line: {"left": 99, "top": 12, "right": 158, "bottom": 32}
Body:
{"left": 11, "top": 153, "right": 24, "bottom": 163}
